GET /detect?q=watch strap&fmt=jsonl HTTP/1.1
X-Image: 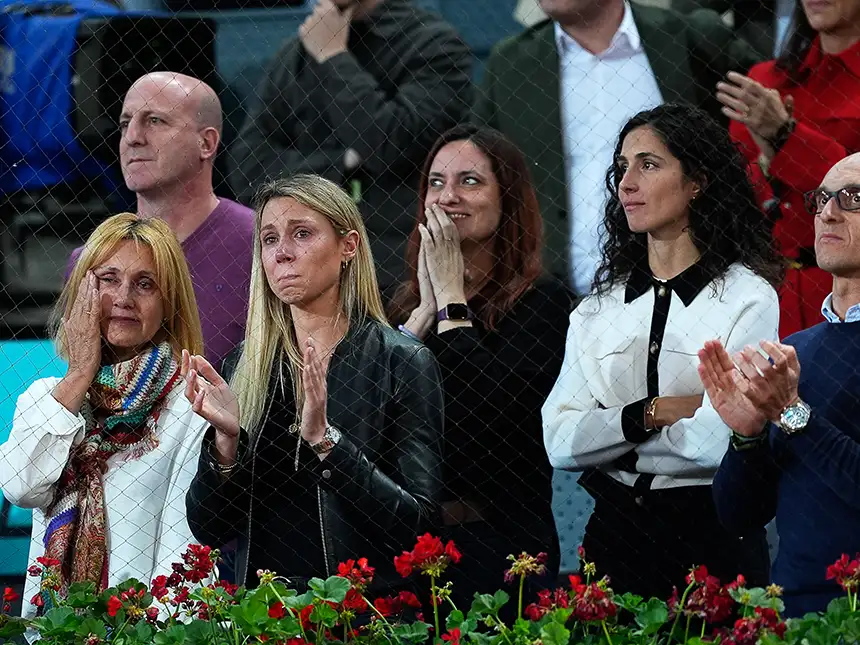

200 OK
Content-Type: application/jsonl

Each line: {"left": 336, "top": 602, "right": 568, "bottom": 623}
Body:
{"left": 437, "top": 303, "right": 473, "bottom": 322}
{"left": 308, "top": 425, "right": 342, "bottom": 454}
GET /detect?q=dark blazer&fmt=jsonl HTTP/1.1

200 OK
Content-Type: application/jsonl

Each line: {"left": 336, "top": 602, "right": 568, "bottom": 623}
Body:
{"left": 186, "top": 319, "right": 445, "bottom": 592}
{"left": 472, "top": 4, "right": 762, "bottom": 283}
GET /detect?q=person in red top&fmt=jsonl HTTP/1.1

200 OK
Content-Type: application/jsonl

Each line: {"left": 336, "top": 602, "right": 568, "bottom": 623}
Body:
{"left": 716, "top": 0, "right": 860, "bottom": 337}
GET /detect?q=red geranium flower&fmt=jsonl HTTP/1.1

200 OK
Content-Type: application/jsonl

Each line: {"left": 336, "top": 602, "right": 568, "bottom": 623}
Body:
{"left": 524, "top": 587, "right": 571, "bottom": 621}
{"left": 107, "top": 595, "right": 123, "bottom": 617}
{"left": 827, "top": 553, "right": 860, "bottom": 590}
{"left": 444, "top": 541, "right": 462, "bottom": 564}
{"left": 572, "top": 582, "right": 617, "bottom": 622}
{"left": 343, "top": 588, "right": 368, "bottom": 613}
{"left": 298, "top": 604, "right": 314, "bottom": 630}
{"left": 30, "top": 593, "right": 44, "bottom": 608}
{"left": 36, "top": 556, "right": 60, "bottom": 568}
{"left": 394, "top": 534, "right": 461, "bottom": 578}
{"left": 268, "top": 601, "right": 286, "bottom": 619}
{"left": 151, "top": 575, "right": 169, "bottom": 601}
{"left": 213, "top": 579, "right": 238, "bottom": 596}
{"left": 441, "top": 627, "right": 461, "bottom": 645}
{"left": 145, "top": 606, "right": 159, "bottom": 624}
{"left": 337, "top": 558, "right": 375, "bottom": 591}
{"left": 180, "top": 544, "right": 215, "bottom": 583}
{"left": 398, "top": 590, "right": 421, "bottom": 608}
{"left": 3, "top": 587, "right": 19, "bottom": 603}
{"left": 394, "top": 552, "right": 414, "bottom": 577}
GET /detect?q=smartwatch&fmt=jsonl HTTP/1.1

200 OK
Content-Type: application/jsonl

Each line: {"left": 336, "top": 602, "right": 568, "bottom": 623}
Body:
{"left": 437, "top": 303, "right": 474, "bottom": 322}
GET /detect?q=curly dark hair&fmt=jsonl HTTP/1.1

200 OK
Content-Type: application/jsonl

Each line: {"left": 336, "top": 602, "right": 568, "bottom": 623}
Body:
{"left": 592, "top": 103, "right": 784, "bottom": 298}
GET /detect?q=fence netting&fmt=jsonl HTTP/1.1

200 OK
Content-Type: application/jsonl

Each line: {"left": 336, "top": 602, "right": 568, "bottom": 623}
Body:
{"left": 0, "top": 0, "right": 848, "bottom": 630}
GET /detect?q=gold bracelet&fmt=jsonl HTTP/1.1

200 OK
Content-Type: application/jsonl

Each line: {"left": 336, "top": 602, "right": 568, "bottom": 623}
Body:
{"left": 645, "top": 397, "right": 659, "bottom": 429}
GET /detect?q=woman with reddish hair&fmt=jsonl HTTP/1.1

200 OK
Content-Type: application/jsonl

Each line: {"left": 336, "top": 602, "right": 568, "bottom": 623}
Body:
{"left": 389, "top": 124, "right": 573, "bottom": 608}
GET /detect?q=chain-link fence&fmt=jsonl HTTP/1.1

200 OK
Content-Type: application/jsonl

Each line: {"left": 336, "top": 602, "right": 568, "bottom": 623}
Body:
{"left": 0, "top": 0, "right": 857, "bottom": 633}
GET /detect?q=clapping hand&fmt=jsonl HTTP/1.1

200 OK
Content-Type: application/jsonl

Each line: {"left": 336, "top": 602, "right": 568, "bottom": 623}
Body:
{"left": 716, "top": 72, "right": 793, "bottom": 144}
{"left": 698, "top": 339, "right": 801, "bottom": 437}
{"left": 300, "top": 338, "right": 329, "bottom": 446}
{"left": 181, "top": 350, "right": 240, "bottom": 439}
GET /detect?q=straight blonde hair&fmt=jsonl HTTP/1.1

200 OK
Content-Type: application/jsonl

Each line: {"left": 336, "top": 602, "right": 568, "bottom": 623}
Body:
{"left": 232, "top": 175, "right": 388, "bottom": 432}
{"left": 51, "top": 213, "right": 204, "bottom": 360}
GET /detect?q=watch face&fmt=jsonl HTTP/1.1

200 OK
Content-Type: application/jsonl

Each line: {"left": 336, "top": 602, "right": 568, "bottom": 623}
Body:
{"left": 445, "top": 304, "right": 470, "bottom": 320}
{"left": 781, "top": 402, "right": 810, "bottom": 432}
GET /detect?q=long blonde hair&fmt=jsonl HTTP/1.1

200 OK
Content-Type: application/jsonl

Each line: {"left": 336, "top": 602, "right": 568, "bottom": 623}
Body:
{"left": 51, "top": 213, "right": 204, "bottom": 360}
{"left": 232, "top": 174, "right": 388, "bottom": 431}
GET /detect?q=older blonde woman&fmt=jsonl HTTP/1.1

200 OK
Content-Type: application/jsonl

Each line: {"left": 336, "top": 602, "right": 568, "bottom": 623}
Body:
{"left": 184, "top": 175, "right": 444, "bottom": 595}
{"left": 0, "top": 214, "right": 206, "bottom": 616}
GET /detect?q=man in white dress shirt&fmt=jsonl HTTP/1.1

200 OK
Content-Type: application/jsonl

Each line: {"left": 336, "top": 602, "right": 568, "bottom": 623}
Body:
{"left": 474, "top": 0, "right": 761, "bottom": 293}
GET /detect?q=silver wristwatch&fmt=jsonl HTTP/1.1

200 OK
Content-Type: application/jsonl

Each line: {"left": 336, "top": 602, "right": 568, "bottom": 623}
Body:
{"left": 777, "top": 399, "right": 811, "bottom": 435}
{"left": 308, "top": 425, "right": 342, "bottom": 454}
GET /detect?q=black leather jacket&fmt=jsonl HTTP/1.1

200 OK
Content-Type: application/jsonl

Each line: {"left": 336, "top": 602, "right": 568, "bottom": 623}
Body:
{"left": 185, "top": 319, "right": 444, "bottom": 590}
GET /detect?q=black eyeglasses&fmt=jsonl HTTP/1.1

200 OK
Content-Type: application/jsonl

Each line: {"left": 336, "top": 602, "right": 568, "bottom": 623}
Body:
{"left": 804, "top": 186, "right": 860, "bottom": 215}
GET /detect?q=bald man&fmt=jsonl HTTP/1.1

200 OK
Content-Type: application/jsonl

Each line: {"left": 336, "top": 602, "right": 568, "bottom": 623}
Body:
{"left": 68, "top": 72, "right": 254, "bottom": 369}
{"left": 706, "top": 154, "right": 860, "bottom": 616}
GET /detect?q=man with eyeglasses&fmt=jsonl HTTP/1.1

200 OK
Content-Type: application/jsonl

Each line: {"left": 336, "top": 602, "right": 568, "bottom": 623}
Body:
{"left": 697, "top": 152, "right": 860, "bottom": 618}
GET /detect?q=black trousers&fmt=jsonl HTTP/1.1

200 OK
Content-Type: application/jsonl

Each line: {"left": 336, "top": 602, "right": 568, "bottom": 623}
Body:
{"left": 580, "top": 470, "right": 770, "bottom": 602}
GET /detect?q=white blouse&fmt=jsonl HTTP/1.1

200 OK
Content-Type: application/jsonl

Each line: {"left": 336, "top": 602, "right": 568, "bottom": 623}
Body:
{"left": 0, "top": 378, "right": 207, "bottom": 619}
{"left": 542, "top": 262, "right": 780, "bottom": 490}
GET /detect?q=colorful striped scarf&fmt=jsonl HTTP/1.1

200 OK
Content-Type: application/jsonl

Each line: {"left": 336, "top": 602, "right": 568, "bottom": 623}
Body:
{"left": 41, "top": 342, "right": 181, "bottom": 604}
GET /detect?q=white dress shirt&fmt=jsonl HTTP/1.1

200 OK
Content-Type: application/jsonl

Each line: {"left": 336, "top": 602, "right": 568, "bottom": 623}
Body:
{"left": 0, "top": 378, "right": 208, "bottom": 620}
{"left": 543, "top": 262, "right": 780, "bottom": 490}
{"left": 555, "top": 5, "right": 663, "bottom": 294}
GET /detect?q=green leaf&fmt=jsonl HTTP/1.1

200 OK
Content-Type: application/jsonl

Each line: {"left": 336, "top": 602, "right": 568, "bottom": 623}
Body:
{"left": 634, "top": 598, "right": 669, "bottom": 635}
{"left": 391, "top": 621, "right": 431, "bottom": 644}
{"left": 153, "top": 624, "right": 187, "bottom": 645}
{"left": 286, "top": 591, "right": 315, "bottom": 609}
{"left": 615, "top": 592, "right": 644, "bottom": 611}
{"left": 75, "top": 617, "right": 108, "bottom": 639}
{"left": 0, "top": 617, "right": 27, "bottom": 641}
{"left": 308, "top": 576, "right": 350, "bottom": 603}
{"left": 309, "top": 601, "right": 339, "bottom": 627}
{"left": 446, "top": 609, "right": 465, "bottom": 630}
{"left": 38, "top": 606, "right": 79, "bottom": 634}
{"left": 66, "top": 581, "right": 99, "bottom": 608}
{"left": 469, "top": 591, "right": 508, "bottom": 616}
{"left": 184, "top": 619, "right": 218, "bottom": 645}
{"left": 540, "top": 621, "right": 570, "bottom": 645}
{"left": 133, "top": 620, "right": 155, "bottom": 642}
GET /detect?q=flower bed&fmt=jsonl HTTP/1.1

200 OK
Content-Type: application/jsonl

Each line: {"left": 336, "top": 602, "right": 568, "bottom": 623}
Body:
{"left": 1, "top": 536, "right": 858, "bottom": 645}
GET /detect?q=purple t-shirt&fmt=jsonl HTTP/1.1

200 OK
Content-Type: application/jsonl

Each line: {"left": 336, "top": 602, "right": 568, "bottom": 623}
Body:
{"left": 67, "top": 198, "right": 255, "bottom": 370}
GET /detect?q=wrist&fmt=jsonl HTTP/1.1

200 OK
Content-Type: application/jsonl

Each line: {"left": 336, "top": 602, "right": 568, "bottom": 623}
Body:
{"left": 436, "top": 291, "right": 467, "bottom": 310}
{"left": 213, "top": 433, "right": 238, "bottom": 466}
{"left": 316, "top": 46, "right": 347, "bottom": 63}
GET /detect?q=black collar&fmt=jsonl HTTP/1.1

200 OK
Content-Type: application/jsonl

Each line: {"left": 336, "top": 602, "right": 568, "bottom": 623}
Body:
{"left": 624, "top": 260, "right": 716, "bottom": 307}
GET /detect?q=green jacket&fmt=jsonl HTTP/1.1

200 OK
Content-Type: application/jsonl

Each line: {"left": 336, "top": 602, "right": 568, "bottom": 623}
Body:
{"left": 472, "top": 4, "right": 762, "bottom": 284}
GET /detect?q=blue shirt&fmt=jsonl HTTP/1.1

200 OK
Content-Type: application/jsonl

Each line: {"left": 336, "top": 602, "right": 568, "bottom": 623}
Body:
{"left": 821, "top": 293, "right": 860, "bottom": 323}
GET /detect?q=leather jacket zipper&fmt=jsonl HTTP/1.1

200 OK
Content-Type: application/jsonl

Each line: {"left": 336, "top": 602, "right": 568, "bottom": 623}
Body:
{"left": 317, "top": 485, "right": 331, "bottom": 577}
